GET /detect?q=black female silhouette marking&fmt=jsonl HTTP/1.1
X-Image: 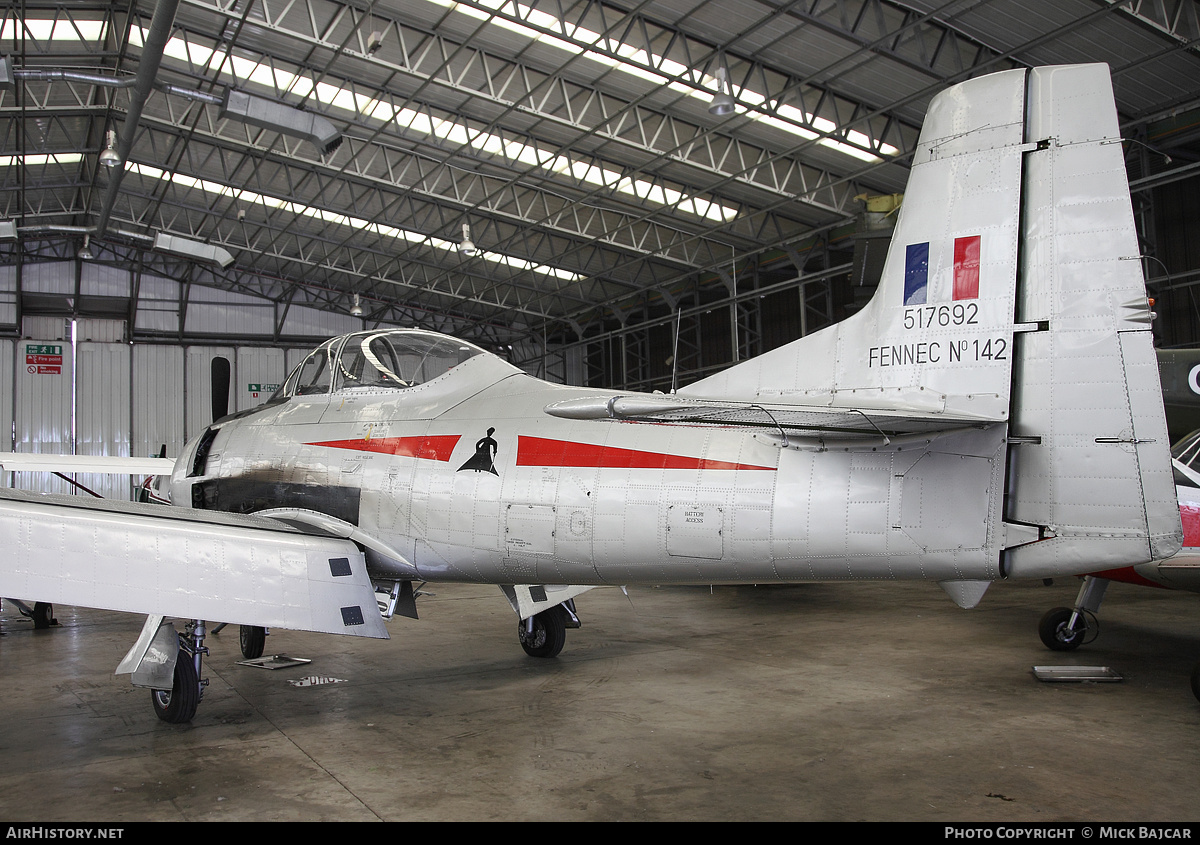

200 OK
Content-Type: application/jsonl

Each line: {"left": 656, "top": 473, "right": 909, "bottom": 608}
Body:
{"left": 458, "top": 427, "right": 498, "bottom": 475}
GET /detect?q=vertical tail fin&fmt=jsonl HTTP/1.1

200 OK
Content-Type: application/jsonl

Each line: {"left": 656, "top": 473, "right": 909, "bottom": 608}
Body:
{"left": 681, "top": 64, "right": 1181, "bottom": 575}
{"left": 682, "top": 68, "right": 1031, "bottom": 418}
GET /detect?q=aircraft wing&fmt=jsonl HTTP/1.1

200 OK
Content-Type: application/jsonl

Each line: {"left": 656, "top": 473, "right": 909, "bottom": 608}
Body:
{"left": 0, "top": 452, "right": 176, "bottom": 475}
{"left": 0, "top": 488, "right": 388, "bottom": 639}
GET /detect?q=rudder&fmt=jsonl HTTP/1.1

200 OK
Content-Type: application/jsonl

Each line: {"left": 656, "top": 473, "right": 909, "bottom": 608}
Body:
{"left": 1003, "top": 65, "right": 1180, "bottom": 576}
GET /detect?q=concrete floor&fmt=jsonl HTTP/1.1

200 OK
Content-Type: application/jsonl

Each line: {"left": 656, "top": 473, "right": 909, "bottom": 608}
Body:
{"left": 0, "top": 576, "right": 1197, "bottom": 822}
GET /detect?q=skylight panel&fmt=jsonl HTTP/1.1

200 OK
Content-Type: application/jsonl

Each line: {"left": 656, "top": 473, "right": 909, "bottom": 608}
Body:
{"left": 0, "top": 17, "right": 107, "bottom": 42}
{"left": 130, "top": 25, "right": 739, "bottom": 223}
{"left": 0, "top": 153, "right": 85, "bottom": 167}
{"left": 425, "top": 0, "right": 899, "bottom": 163}
{"left": 127, "top": 163, "right": 584, "bottom": 283}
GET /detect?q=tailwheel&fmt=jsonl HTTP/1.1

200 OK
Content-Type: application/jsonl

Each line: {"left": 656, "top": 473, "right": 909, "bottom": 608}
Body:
{"left": 152, "top": 645, "right": 199, "bottom": 724}
{"left": 1038, "top": 606, "right": 1091, "bottom": 652}
{"left": 519, "top": 605, "right": 567, "bottom": 658}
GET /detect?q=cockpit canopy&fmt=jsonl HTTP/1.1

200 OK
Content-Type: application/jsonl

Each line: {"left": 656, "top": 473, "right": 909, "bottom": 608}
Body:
{"left": 276, "top": 329, "right": 489, "bottom": 398}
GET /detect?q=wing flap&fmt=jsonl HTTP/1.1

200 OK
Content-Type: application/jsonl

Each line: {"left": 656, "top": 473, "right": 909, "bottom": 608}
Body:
{"left": 0, "top": 489, "right": 387, "bottom": 639}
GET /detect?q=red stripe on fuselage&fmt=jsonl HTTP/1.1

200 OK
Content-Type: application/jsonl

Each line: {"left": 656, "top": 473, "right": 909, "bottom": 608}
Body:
{"left": 1087, "top": 566, "right": 1168, "bottom": 589}
{"left": 308, "top": 434, "right": 462, "bottom": 461}
{"left": 516, "top": 435, "right": 775, "bottom": 471}
{"left": 1180, "top": 501, "right": 1200, "bottom": 548}
{"left": 1085, "top": 501, "right": 1200, "bottom": 588}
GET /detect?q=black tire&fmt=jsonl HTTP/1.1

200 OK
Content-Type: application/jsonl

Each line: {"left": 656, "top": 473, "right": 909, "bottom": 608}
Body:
{"left": 32, "top": 602, "right": 54, "bottom": 629}
{"left": 239, "top": 625, "right": 266, "bottom": 660}
{"left": 152, "top": 649, "right": 199, "bottom": 724}
{"left": 1039, "top": 606, "right": 1087, "bottom": 651}
{"left": 1191, "top": 663, "right": 1200, "bottom": 704}
{"left": 519, "top": 606, "right": 567, "bottom": 658}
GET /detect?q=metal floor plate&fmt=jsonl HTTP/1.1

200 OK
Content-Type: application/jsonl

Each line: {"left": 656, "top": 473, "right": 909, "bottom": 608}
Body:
{"left": 237, "top": 654, "right": 312, "bottom": 670}
{"left": 1032, "top": 665, "right": 1123, "bottom": 683}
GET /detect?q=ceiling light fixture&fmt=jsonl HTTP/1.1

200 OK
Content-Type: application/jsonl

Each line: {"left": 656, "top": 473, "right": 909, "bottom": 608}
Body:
{"left": 98, "top": 129, "right": 121, "bottom": 168}
{"left": 709, "top": 67, "right": 736, "bottom": 116}
{"left": 459, "top": 223, "right": 478, "bottom": 256}
{"left": 77, "top": 235, "right": 93, "bottom": 261}
{"left": 350, "top": 293, "right": 364, "bottom": 317}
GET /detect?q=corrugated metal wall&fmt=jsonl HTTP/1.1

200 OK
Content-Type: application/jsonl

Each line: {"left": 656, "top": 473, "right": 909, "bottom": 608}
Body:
{"left": 3, "top": 335, "right": 306, "bottom": 501}
{"left": 2, "top": 261, "right": 367, "bottom": 341}
{"left": 14, "top": 336, "right": 73, "bottom": 494}
{"left": 0, "top": 341, "right": 12, "bottom": 488}
{"left": 76, "top": 342, "right": 132, "bottom": 499}
{"left": 0, "top": 261, "right": 444, "bottom": 501}
{"left": 132, "top": 345, "right": 185, "bottom": 465}
{"left": 235, "top": 347, "right": 287, "bottom": 412}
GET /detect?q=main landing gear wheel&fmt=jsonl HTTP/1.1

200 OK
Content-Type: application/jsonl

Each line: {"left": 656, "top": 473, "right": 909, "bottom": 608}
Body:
{"left": 239, "top": 625, "right": 266, "bottom": 660}
{"left": 32, "top": 602, "right": 54, "bottom": 629}
{"left": 1039, "top": 606, "right": 1089, "bottom": 652}
{"left": 152, "top": 647, "right": 199, "bottom": 724}
{"left": 519, "top": 605, "right": 567, "bottom": 658}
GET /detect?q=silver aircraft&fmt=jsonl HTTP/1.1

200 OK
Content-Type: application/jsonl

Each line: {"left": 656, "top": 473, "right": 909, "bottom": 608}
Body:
{"left": 0, "top": 63, "right": 1183, "bottom": 722}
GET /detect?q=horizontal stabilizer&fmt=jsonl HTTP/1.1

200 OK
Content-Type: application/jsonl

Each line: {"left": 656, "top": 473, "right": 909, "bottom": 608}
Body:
{"left": 0, "top": 489, "right": 387, "bottom": 639}
{"left": 1134, "top": 558, "right": 1200, "bottom": 591}
{"left": 545, "top": 393, "right": 990, "bottom": 445}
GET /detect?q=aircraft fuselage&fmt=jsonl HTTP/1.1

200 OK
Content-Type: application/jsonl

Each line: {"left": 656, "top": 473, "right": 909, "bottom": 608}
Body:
{"left": 172, "top": 341, "right": 1008, "bottom": 588}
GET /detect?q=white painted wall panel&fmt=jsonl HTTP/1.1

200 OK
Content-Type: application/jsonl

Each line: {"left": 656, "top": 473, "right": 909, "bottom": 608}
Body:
{"left": 13, "top": 338, "right": 73, "bottom": 494}
{"left": 185, "top": 300, "right": 274, "bottom": 336}
{"left": 80, "top": 264, "right": 131, "bottom": 297}
{"left": 0, "top": 277, "right": 16, "bottom": 327}
{"left": 76, "top": 342, "right": 132, "bottom": 499}
{"left": 21, "top": 316, "right": 69, "bottom": 341}
{"left": 132, "top": 345, "right": 185, "bottom": 465}
{"left": 20, "top": 263, "right": 72, "bottom": 294}
{"left": 138, "top": 274, "right": 180, "bottom": 299}
{"left": 74, "top": 318, "right": 125, "bottom": 343}
{"left": 234, "top": 347, "right": 287, "bottom": 411}
{"left": 135, "top": 304, "right": 180, "bottom": 334}
{"left": 134, "top": 274, "right": 181, "bottom": 334}
{"left": 0, "top": 340, "right": 13, "bottom": 487}
{"left": 282, "top": 302, "right": 362, "bottom": 337}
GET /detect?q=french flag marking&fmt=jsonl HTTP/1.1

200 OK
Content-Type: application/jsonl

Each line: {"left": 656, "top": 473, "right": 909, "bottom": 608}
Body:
{"left": 953, "top": 235, "right": 980, "bottom": 301}
{"left": 902, "top": 236, "right": 981, "bottom": 303}
{"left": 903, "top": 242, "right": 929, "bottom": 305}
